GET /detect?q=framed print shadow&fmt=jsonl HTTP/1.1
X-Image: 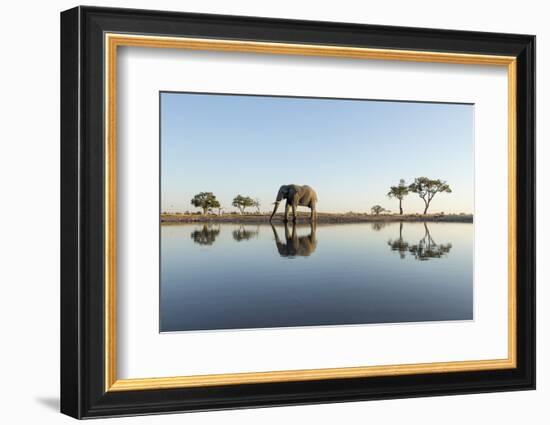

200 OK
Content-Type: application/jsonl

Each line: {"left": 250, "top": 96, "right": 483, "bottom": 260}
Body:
{"left": 60, "top": 6, "right": 535, "bottom": 419}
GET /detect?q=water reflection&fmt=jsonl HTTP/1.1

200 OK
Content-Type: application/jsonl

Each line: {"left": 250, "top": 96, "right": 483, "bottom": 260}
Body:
{"left": 371, "top": 221, "right": 389, "bottom": 232}
{"left": 232, "top": 225, "right": 260, "bottom": 242}
{"left": 388, "top": 222, "right": 409, "bottom": 259}
{"left": 190, "top": 224, "right": 220, "bottom": 246}
{"left": 162, "top": 221, "right": 472, "bottom": 331}
{"left": 388, "top": 222, "right": 452, "bottom": 261}
{"left": 271, "top": 222, "right": 317, "bottom": 258}
{"left": 189, "top": 221, "right": 452, "bottom": 261}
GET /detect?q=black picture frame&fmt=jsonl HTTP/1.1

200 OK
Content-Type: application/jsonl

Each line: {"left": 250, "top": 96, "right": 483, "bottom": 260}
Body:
{"left": 61, "top": 5, "right": 535, "bottom": 419}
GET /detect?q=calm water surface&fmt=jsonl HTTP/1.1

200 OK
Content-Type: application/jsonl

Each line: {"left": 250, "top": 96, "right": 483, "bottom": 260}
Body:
{"left": 160, "top": 222, "right": 473, "bottom": 332}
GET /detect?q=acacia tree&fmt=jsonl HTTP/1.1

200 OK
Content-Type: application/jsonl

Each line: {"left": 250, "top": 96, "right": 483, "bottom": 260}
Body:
{"left": 408, "top": 177, "right": 452, "bottom": 214}
{"left": 232, "top": 195, "right": 255, "bottom": 214}
{"left": 371, "top": 205, "right": 387, "bottom": 216}
{"left": 387, "top": 179, "right": 409, "bottom": 215}
{"left": 252, "top": 198, "right": 261, "bottom": 214}
{"left": 190, "top": 192, "right": 220, "bottom": 215}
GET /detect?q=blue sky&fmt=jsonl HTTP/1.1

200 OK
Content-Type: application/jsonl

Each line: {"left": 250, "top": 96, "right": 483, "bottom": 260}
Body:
{"left": 161, "top": 92, "right": 473, "bottom": 214}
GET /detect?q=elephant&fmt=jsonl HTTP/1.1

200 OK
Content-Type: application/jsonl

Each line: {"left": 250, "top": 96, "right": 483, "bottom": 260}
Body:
{"left": 269, "top": 184, "right": 318, "bottom": 222}
{"left": 271, "top": 222, "right": 317, "bottom": 257}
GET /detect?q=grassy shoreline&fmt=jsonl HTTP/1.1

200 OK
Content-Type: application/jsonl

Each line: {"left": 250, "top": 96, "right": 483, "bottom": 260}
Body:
{"left": 160, "top": 213, "right": 473, "bottom": 224}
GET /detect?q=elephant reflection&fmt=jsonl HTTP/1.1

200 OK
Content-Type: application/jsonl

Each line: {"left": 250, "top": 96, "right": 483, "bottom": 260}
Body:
{"left": 190, "top": 224, "right": 220, "bottom": 246}
{"left": 271, "top": 222, "right": 317, "bottom": 257}
{"left": 388, "top": 222, "right": 452, "bottom": 261}
{"left": 232, "top": 225, "right": 260, "bottom": 242}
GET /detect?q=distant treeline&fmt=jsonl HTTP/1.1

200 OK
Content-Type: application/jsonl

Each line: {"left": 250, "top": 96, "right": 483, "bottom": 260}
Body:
{"left": 180, "top": 177, "right": 455, "bottom": 216}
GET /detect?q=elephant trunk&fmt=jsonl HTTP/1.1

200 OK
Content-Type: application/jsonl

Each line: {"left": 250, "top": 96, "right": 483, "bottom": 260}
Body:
{"left": 275, "top": 188, "right": 285, "bottom": 202}
{"left": 269, "top": 202, "right": 280, "bottom": 222}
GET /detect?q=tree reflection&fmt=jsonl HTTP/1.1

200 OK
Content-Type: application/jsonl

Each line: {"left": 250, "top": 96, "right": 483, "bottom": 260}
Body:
{"left": 190, "top": 224, "right": 220, "bottom": 246}
{"left": 387, "top": 222, "right": 409, "bottom": 259}
{"left": 371, "top": 221, "right": 388, "bottom": 232}
{"left": 271, "top": 222, "right": 317, "bottom": 258}
{"left": 388, "top": 222, "right": 452, "bottom": 261}
{"left": 232, "top": 225, "right": 260, "bottom": 242}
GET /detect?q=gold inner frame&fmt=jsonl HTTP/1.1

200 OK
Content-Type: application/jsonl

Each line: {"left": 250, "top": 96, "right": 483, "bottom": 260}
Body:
{"left": 104, "top": 33, "right": 517, "bottom": 392}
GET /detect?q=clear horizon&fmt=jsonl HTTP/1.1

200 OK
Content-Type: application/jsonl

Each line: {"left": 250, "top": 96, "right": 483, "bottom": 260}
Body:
{"left": 161, "top": 92, "right": 474, "bottom": 214}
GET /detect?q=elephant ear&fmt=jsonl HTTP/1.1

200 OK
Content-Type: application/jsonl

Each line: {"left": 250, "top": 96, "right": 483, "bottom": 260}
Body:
{"left": 275, "top": 185, "right": 288, "bottom": 202}
{"left": 287, "top": 185, "right": 297, "bottom": 200}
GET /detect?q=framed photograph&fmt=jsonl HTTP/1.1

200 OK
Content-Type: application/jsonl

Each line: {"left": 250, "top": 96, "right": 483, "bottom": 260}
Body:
{"left": 60, "top": 6, "right": 535, "bottom": 419}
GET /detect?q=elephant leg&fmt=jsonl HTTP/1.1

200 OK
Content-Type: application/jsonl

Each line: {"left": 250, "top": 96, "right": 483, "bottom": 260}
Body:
{"left": 310, "top": 202, "right": 317, "bottom": 221}
{"left": 284, "top": 221, "right": 291, "bottom": 241}
{"left": 309, "top": 221, "right": 317, "bottom": 244}
{"left": 291, "top": 203, "right": 297, "bottom": 222}
{"left": 284, "top": 201, "right": 290, "bottom": 222}
{"left": 291, "top": 222, "right": 299, "bottom": 251}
